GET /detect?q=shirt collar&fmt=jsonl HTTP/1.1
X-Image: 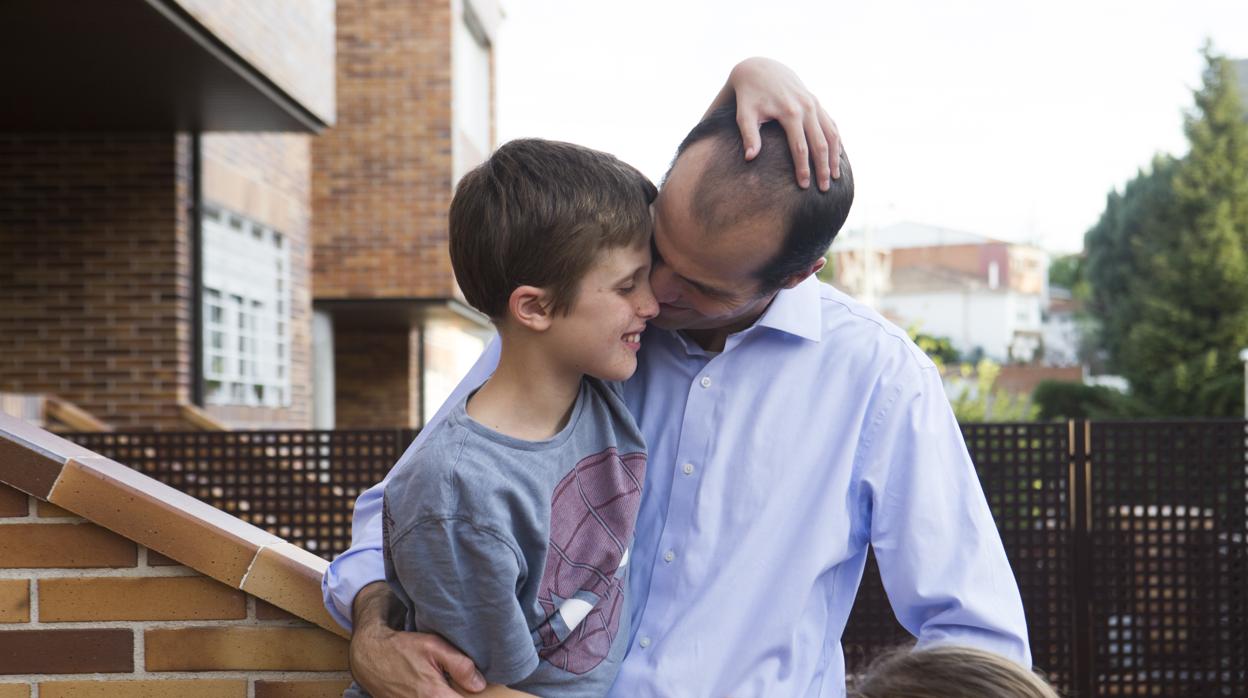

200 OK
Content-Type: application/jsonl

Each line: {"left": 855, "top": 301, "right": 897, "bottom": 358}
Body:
{"left": 753, "top": 274, "right": 823, "bottom": 342}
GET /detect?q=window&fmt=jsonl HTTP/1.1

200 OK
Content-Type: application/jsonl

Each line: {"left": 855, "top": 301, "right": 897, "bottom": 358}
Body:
{"left": 452, "top": 3, "right": 492, "bottom": 181}
{"left": 201, "top": 205, "right": 291, "bottom": 408}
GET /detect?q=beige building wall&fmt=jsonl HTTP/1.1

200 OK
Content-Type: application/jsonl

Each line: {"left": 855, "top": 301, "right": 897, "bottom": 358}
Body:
{"left": 172, "top": 0, "right": 337, "bottom": 124}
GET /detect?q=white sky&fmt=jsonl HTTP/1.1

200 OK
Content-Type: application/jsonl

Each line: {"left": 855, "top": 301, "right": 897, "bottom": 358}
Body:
{"left": 495, "top": 0, "right": 1248, "bottom": 254}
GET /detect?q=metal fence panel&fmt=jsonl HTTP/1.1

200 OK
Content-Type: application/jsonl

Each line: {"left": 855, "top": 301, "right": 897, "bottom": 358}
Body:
{"left": 65, "top": 420, "right": 1248, "bottom": 694}
{"left": 1087, "top": 421, "right": 1247, "bottom": 697}
{"left": 67, "top": 429, "right": 417, "bottom": 556}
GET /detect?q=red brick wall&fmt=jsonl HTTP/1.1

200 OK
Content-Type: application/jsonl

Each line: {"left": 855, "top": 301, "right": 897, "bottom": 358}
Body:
{"left": 0, "top": 484, "right": 349, "bottom": 696}
{"left": 333, "top": 325, "right": 421, "bottom": 428}
{"left": 0, "top": 132, "right": 317, "bottom": 430}
{"left": 312, "top": 0, "right": 457, "bottom": 300}
{"left": 0, "top": 134, "right": 193, "bottom": 430}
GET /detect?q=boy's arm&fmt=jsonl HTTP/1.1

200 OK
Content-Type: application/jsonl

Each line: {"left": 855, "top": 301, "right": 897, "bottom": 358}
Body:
{"left": 348, "top": 582, "right": 538, "bottom": 698}
{"left": 390, "top": 519, "right": 541, "bottom": 686}
{"left": 705, "top": 57, "right": 844, "bottom": 190}
{"left": 322, "top": 336, "right": 502, "bottom": 631}
{"left": 865, "top": 365, "right": 1032, "bottom": 665}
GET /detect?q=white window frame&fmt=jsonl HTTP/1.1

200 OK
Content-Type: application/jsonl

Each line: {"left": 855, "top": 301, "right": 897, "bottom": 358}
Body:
{"left": 201, "top": 205, "right": 292, "bottom": 408}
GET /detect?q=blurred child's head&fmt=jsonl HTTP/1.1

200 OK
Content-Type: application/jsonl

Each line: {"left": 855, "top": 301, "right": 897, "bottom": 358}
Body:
{"left": 851, "top": 645, "right": 1060, "bottom": 698}
{"left": 449, "top": 138, "right": 659, "bottom": 381}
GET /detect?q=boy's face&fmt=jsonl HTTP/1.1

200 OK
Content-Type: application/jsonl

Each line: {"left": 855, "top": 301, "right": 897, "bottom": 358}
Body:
{"left": 546, "top": 242, "right": 658, "bottom": 383}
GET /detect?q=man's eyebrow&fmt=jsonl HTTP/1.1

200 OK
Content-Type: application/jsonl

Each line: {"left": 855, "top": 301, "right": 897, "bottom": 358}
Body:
{"left": 652, "top": 232, "right": 734, "bottom": 299}
{"left": 682, "top": 275, "right": 734, "bottom": 299}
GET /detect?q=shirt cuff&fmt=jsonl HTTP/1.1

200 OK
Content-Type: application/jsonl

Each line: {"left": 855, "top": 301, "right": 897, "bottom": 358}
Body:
{"left": 321, "top": 546, "right": 386, "bottom": 633}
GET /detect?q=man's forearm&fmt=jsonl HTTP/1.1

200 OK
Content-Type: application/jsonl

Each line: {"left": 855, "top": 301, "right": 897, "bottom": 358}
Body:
{"left": 353, "top": 580, "right": 402, "bottom": 632}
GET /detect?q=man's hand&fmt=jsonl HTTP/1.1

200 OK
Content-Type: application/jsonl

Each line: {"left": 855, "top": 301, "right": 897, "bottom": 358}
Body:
{"left": 349, "top": 582, "right": 487, "bottom": 698}
{"left": 706, "top": 57, "right": 844, "bottom": 191}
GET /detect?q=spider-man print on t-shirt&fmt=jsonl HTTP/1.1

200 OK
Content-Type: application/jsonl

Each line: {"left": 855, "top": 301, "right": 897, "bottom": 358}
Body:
{"left": 536, "top": 447, "right": 646, "bottom": 674}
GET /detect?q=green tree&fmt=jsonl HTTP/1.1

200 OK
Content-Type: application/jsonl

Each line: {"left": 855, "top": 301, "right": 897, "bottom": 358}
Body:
{"left": 1048, "top": 253, "right": 1080, "bottom": 291}
{"left": 1084, "top": 155, "right": 1182, "bottom": 375}
{"left": 1084, "top": 46, "right": 1248, "bottom": 415}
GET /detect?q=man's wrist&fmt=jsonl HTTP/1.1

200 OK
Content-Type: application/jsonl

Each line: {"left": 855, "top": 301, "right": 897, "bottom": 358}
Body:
{"left": 352, "top": 581, "right": 401, "bottom": 632}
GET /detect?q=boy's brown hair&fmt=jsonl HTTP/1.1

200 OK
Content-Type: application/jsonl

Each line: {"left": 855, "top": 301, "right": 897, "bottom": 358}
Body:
{"left": 851, "top": 645, "right": 1060, "bottom": 698}
{"left": 449, "top": 138, "right": 657, "bottom": 320}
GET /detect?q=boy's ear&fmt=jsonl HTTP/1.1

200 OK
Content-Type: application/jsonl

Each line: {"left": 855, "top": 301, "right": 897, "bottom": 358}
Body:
{"left": 508, "top": 285, "right": 554, "bottom": 331}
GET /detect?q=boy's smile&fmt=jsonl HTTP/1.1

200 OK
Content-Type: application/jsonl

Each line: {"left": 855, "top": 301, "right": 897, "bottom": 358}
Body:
{"left": 546, "top": 242, "right": 658, "bottom": 383}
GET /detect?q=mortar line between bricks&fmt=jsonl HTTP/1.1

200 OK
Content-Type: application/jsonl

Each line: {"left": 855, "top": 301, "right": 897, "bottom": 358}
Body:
{"left": 0, "top": 516, "right": 85, "bottom": 524}
{"left": 29, "top": 576, "right": 38, "bottom": 623}
{"left": 0, "top": 567, "right": 201, "bottom": 579}
{"left": 134, "top": 624, "right": 145, "bottom": 678}
{"left": 4, "top": 618, "right": 317, "bottom": 630}
{"left": 0, "top": 671, "right": 353, "bottom": 682}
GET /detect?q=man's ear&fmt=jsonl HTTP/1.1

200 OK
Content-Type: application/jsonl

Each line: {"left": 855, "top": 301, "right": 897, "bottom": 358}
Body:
{"left": 508, "top": 285, "right": 554, "bottom": 331}
{"left": 780, "top": 257, "right": 826, "bottom": 289}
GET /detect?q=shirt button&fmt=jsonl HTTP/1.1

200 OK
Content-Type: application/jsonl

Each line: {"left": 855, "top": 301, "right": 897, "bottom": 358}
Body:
{"left": 700, "top": 376, "right": 712, "bottom": 388}
{"left": 639, "top": 636, "right": 652, "bottom": 648}
{"left": 663, "top": 550, "right": 676, "bottom": 563}
{"left": 682, "top": 463, "right": 694, "bottom": 475}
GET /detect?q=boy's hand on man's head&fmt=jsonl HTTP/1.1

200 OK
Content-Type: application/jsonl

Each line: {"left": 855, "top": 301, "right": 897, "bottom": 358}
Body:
{"left": 349, "top": 582, "right": 488, "bottom": 698}
{"left": 710, "top": 56, "right": 844, "bottom": 191}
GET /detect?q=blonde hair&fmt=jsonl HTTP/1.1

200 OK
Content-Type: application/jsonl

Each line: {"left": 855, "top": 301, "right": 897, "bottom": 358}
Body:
{"left": 851, "top": 645, "right": 1060, "bottom": 698}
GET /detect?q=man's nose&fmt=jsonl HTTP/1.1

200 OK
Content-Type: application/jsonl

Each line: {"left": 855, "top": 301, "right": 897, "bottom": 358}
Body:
{"left": 636, "top": 281, "right": 659, "bottom": 320}
{"left": 649, "top": 263, "right": 680, "bottom": 305}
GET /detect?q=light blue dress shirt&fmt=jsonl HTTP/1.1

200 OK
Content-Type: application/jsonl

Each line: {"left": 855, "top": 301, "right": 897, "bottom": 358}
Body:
{"left": 323, "top": 277, "right": 1031, "bottom": 697}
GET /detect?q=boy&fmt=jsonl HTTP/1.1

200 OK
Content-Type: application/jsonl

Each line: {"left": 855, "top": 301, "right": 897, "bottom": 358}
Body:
{"left": 345, "top": 138, "right": 659, "bottom": 697}
{"left": 851, "top": 645, "right": 1059, "bottom": 698}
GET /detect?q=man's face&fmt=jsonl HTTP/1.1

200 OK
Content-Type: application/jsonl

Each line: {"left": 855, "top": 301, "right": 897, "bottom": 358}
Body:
{"left": 648, "top": 140, "right": 785, "bottom": 335}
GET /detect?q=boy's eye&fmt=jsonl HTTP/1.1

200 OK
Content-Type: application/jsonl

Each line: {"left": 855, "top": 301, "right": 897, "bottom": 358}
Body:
{"left": 618, "top": 285, "right": 636, "bottom": 294}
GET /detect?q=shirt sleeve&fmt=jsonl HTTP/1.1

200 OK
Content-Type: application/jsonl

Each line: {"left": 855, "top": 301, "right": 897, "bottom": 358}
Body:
{"left": 862, "top": 363, "right": 1033, "bottom": 666}
{"left": 321, "top": 335, "right": 501, "bottom": 631}
{"left": 389, "top": 517, "right": 540, "bottom": 685}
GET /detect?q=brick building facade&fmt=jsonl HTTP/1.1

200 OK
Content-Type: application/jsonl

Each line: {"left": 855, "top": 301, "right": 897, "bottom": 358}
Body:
{"left": 313, "top": 0, "right": 499, "bottom": 429}
{"left": 0, "top": 0, "right": 498, "bottom": 431}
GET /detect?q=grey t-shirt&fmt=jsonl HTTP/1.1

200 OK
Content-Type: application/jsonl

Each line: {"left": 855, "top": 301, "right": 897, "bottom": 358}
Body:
{"left": 348, "top": 377, "right": 646, "bottom": 698}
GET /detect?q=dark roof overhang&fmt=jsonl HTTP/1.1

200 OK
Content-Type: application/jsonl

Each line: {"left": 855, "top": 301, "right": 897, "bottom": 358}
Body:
{"left": 0, "top": 0, "right": 328, "bottom": 133}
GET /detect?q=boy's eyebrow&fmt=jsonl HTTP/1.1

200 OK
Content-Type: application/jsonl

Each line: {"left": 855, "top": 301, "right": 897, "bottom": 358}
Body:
{"left": 612, "top": 263, "right": 651, "bottom": 286}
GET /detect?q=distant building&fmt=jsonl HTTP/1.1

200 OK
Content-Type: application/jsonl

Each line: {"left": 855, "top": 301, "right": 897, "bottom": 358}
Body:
{"left": 832, "top": 222, "right": 1049, "bottom": 363}
{"left": 1041, "top": 286, "right": 1082, "bottom": 366}
{"left": 311, "top": 0, "right": 501, "bottom": 429}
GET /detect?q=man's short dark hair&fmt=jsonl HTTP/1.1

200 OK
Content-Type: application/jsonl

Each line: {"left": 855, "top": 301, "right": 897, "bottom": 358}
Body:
{"left": 669, "top": 106, "right": 854, "bottom": 292}
{"left": 450, "top": 138, "right": 657, "bottom": 320}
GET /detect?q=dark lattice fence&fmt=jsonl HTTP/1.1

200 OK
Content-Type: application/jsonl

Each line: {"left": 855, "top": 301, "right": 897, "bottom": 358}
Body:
{"left": 66, "top": 429, "right": 417, "bottom": 556}
{"left": 843, "top": 422, "right": 1075, "bottom": 690}
{"left": 1085, "top": 421, "right": 1247, "bottom": 696}
{"left": 66, "top": 420, "right": 1247, "bottom": 696}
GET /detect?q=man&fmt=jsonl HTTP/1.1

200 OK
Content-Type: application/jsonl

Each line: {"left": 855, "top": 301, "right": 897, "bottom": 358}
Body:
{"left": 325, "top": 58, "right": 1030, "bottom": 698}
